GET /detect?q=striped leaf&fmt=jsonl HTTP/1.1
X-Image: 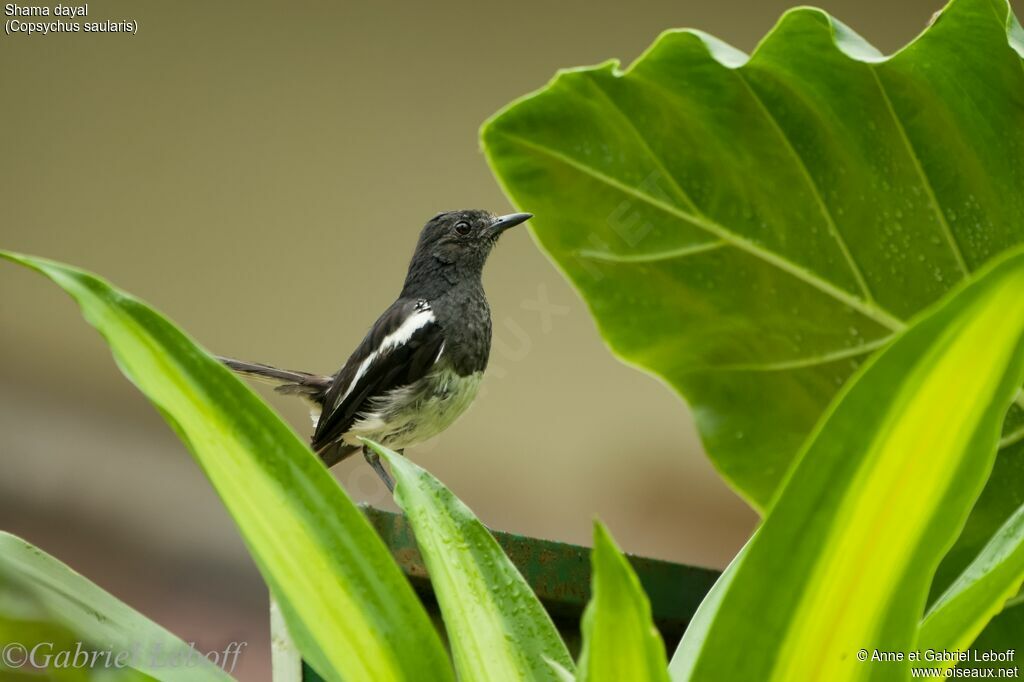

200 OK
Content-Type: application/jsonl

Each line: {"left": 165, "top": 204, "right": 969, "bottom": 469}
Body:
{"left": 368, "top": 441, "right": 574, "bottom": 682}
{"left": 0, "top": 252, "right": 453, "bottom": 682}
{"left": 679, "top": 249, "right": 1024, "bottom": 680}
{"left": 918, "top": 505, "right": 1024, "bottom": 675}
{"left": 0, "top": 531, "right": 228, "bottom": 681}
{"left": 480, "top": 0, "right": 1024, "bottom": 637}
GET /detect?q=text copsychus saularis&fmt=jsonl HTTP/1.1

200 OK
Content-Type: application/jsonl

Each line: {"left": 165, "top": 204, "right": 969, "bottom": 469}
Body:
{"left": 218, "top": 209, "right": 532, "bottom": 490}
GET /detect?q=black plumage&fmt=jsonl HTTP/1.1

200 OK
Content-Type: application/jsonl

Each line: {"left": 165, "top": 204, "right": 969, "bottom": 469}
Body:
{"left": 219, "top": 209, "right": 532, "bottom": 489}
{"left": 312, "top": 298, "right": 445, "bottom": 462}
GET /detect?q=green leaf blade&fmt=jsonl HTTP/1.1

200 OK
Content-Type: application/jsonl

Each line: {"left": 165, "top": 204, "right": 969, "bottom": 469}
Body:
{"left": 367, "top": 440, "right": 574, "bottom": 682}
{"left": 667, "top": 541, "right": 747, "bottom": 682}
{"left": 0, "top": 532, "right": 228, "bottom": 681}
{"left": 919, "top": 504, "right": 1024, "bottom": 660}
{"left": 1, "top": 253, "right": 453, "bottom": 682}
{"left": 578, "top": 522, "right": 669, "bottom": 682}
{"left": 681, "top": 250, "right": 1024, "bottom": 681}
{"left": 483, "top": 0, "right": 1024, "bottom": 507}
{"left": 482, "top": 0, "right": 1024, "bottom": 644}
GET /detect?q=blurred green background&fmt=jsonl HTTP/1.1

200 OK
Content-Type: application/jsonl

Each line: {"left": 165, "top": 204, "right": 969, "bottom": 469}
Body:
{"left": 1, "top": 0, "right": 957, "bottom": 678}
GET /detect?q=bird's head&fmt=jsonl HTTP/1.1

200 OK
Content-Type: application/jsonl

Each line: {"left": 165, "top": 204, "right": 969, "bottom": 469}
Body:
{"left": 402, "top": 209, "right": 532, "bottom": 294}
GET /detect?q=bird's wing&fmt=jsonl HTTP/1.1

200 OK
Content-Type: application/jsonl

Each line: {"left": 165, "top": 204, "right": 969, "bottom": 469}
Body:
{"left": 311, "top": 298, "right": 445, "bottom": 452}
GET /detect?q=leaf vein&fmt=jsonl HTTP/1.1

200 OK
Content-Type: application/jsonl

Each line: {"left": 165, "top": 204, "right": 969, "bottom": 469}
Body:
{"left": 579, "top": 73, "right": 701, "bottom": 214}
{"left": 870, "top": 68, "right": 971, "bottom": 277}
{"left": 733, "top": 70, "right": 877, "bottom": 304}
{"left": 708, "top": 336, "right": 892, "bottom": 372}
{"left": 575, "top": 240, "right": 727, "bottom": 263}
{"left": 999, "top": 421, "right": 1024, "bottom": 450}
{"left": 494, "top": 129, "right": 905, "bottom": 331}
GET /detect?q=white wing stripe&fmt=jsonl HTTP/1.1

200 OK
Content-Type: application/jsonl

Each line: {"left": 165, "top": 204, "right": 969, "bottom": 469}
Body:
{"left": 383, "top": 305, "right": 435, "bottom": 351}
{"left": 333, "top": 305, "right": 436, "bottom": 409}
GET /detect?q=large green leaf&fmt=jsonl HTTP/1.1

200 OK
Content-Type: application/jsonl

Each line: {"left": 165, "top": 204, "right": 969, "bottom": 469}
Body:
{"left": 368, "top": 441, "right": 573, "bottom": 682}
{"left": 0, "top": 253, "right": 453, "bottom": 682}
{"left": 576, "top": 522, "right": 669, "bottom": 682}
{"left": 0, "top": 531, "right": 222, "bottom": 681}
{"left": 480, "top": 0, "right": 1024, "bottom": 601}
{"left": 678, "top": 250, "right": 1024, "bottom": 681}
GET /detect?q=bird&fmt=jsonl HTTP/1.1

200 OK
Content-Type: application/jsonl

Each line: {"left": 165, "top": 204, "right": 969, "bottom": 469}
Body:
{"left": 218, "top": 209, "right": 532, "bottom": 491}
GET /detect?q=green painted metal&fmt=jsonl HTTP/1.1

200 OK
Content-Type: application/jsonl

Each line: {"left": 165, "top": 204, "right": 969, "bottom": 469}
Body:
{"left": 296, "top": 505, "right": 721, "bottom": 681}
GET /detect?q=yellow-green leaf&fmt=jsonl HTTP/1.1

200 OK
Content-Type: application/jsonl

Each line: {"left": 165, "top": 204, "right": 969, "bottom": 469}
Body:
{"left": 681, "top": 249, "right": 1024, "bottom": 681}
{"left": 0, "top": 532, "right": 227, "bottom": 681}
{"left": 0, "top": 252, "right": 453, "bottom": 682}
{"left": 918, "top": 504, "right": 1024, "bottom": 675}
{"left": 480, "top": 0, "right": 1024, "bottom": 644}
{"left": 368, "top": 440, "right": 573, "bottom": 682}
{"left": 577, "top": 522, "right": 669, "bottom": 682}
{"left": 667, "top": 542, "right": 747, "bottom": 681}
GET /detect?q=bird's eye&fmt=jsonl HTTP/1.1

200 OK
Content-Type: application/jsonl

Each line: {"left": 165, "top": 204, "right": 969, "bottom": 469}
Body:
{"left": 454, "top": 221, "right": 471, "bottom": 236}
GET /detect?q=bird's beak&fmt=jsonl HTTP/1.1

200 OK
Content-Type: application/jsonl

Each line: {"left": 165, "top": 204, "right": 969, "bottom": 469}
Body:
{"left": 488, "top": 212, "right": 533, "bottom": 237}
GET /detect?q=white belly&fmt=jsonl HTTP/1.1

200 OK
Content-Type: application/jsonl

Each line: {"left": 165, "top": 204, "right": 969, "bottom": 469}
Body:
{"left": 342, "top": 367, "right": 483, "bottom": 450}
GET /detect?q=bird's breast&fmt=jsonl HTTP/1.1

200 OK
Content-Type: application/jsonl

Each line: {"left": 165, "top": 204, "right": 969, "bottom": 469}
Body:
{"left": 344, "top": 363, "right": 484, "bottom": 450}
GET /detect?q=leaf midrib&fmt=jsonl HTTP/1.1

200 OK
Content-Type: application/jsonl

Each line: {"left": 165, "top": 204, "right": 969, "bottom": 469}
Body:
{"left": 489, "top": 125, "right": 1024, "bottom": 422}
{"left": 492, "top": 128, "right": 905, "bottom": 331}
{"left": 869, "top": 67, "right": 971, "bottom": 277}
{"left": 595, "top": 65, "right": 879, "bottom": 307}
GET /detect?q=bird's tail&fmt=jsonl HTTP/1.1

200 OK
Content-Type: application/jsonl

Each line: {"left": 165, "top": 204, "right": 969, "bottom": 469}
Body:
{"left": 219, "top": 356, "right": 356, "bottom": 466}
{"left": 216, "top": 356, "right": 332, "bottom": 400}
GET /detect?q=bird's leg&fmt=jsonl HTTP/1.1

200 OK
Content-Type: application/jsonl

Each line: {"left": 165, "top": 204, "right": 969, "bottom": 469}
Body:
{"left": 362, "top": 445, "right": 395, "bottom": 493}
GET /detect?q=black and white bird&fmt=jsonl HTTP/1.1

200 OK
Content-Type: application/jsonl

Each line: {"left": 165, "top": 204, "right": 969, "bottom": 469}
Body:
{"left": 218, "top": 209, "right": 532, "bottom": 490}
